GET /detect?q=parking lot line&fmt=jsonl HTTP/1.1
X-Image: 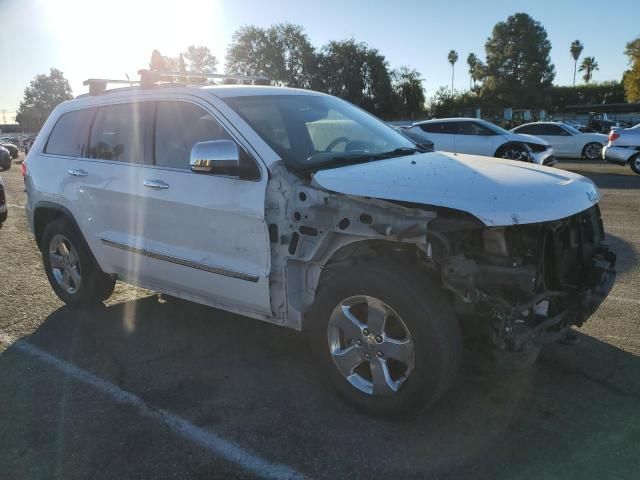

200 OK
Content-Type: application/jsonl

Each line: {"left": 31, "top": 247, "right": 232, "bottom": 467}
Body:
{"left": 607, "top": 296, "right": 640, "bottom": 306}
{"left": 0, "top": 333, "right": 308, "bottom": 480}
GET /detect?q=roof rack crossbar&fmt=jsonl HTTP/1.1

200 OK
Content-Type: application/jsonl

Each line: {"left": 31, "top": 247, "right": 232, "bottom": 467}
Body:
{"left": 82, "top": 78, "right": 139, "bottom": 95}
{"left": 82, "top": 70, "right": 270, "bottom": 95}
{"left": 138, "top": 69, "right": 269, "bottom": 85}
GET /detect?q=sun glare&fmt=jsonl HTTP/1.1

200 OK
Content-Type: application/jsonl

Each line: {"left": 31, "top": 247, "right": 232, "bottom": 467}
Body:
{"left": 39, "top": 0, "right": 223, "bottom": 92}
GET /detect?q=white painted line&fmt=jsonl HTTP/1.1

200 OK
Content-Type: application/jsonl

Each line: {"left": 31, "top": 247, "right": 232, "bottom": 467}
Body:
{"left": 0, "top": 334, "right": 308, "bottom": 480}
{"left": 607, "top": 295, "right": 640, "bottom": 306}
{"left": 7, "top": 203, "right": 25, "bottom": 209}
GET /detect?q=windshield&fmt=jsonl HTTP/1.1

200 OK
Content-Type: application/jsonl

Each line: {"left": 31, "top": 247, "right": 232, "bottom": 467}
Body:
{"left": 480, "top": 120, "right": 512, "bottom": 135}
{"left": 224, "top": 94, "right": 415, "bottom": 171}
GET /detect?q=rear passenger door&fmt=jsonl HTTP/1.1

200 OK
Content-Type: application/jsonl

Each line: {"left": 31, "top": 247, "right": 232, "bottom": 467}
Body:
{"left": 140, "top": 98, "right": 272, "bottom": 316}
{"left": 417, "top": 122, "right": 456, "bottom": 152}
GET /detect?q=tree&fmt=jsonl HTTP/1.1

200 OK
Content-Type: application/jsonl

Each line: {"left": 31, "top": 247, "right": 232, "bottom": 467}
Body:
{"left": 390, "top": 66, "right": 425, "bottom": 119}
{"left": 183, "top": 45, "right": 218, "bottom": 73}
{"left": 623, "top": 37, "right": 640, "bottom": 102}
{"left": 579, "top": 56, "right": 599, "bottom": 84}
{"left": 226, "top": 23, "right": 318, "bottom": 87}
{"left": 482, "top": 13, "right": 555, "bottom": 107}
{"left": 15, "top": 68, "right": 73, "bottom": 131}
{"left": 448, "top": 50, "right": 458, "bottom": 94}
{"left": 317, "top": 39, "right": 393, "bottom": 116}
{"left": 570, "top": 40, "right": 584, "bottom": 86}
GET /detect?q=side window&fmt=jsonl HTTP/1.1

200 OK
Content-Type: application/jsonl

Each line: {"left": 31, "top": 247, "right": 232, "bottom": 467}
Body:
{"left": 419, "top": 123, "right": 441, "bottom": 134}
{"left": 549, "top": 125, "right": 572, "bottom": 136}
{"left": 89, "top": 103, "right": 148, "bottom": 162}
{"left": 458, "top": 121, "right": 492, "bottom": 135}
{"left": 440, "top": 122, "right": 459, "bottom": 134}
{"left": 515, "top": 125, "right": 535, "bottom": 134}
{"left": 155, "top": 101, "right": 232, "bottom": 169}
{"left": 45, "top": 109, "right": 95, "bottom": 157}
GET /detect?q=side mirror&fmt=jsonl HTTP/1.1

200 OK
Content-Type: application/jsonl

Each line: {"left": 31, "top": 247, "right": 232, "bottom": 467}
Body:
{"left": 190, "top": 140, "right": 239, "bottom": 174}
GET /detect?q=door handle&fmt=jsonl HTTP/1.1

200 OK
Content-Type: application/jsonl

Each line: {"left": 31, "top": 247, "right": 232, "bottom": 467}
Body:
{"left": 143, "top": 179, "right": 170, "bottom": 189}
{"left": 67, "top": 169, "right": 88, "bottom": 177}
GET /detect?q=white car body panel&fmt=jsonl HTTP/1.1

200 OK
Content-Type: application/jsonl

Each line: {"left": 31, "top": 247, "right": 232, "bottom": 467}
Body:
{"left": 312, "top": 152, "right": 600, "bottom": 227}
{"left": 408, "top": 119, "right": 554, "bottom": 165}
{"left": 512, "top": 122, "right": 608, "bottom": 158}
{"left": 603, "top": 124, "right": 640, "bottom": 165}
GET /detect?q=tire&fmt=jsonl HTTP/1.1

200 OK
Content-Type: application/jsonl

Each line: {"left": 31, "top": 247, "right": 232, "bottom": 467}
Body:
{"left": 630, "top": 154, "right": 640, "bottom": 175}
{"left": 582, "top": 142, "right": 603, "bottom": 160}
{"left": 495, "top": 143, "right": 530, "bottom": 162}
{"left": 307, "top": 261, "right": 461, "bottom": 417}
{"left": 41, "top": 218, "right": 115, "bottom": 306}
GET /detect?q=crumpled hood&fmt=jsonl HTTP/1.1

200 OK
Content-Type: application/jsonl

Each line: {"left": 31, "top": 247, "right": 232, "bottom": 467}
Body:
{"left": 311, "top": 151, "right": 600, "bottom": 226}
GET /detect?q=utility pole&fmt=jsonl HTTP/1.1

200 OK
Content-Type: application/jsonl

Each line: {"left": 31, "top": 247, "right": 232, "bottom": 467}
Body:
{"left": 0, "top": 110, "right": 7, "bottom": 124}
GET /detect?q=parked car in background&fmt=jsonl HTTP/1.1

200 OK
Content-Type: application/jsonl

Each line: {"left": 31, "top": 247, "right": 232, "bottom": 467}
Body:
{"left": 408, "top": 118, "right": 555, "bottom": 165}
{"left": 1, "top": 143, "right": 19, "bottom": 159}
{"left": 587, "top": 112, "right": 619, "bottom": 134}
{"left": 0, "top": 146, "right": 11, "bottom": 171}
{"left": 603, "top": 124, "right": 640, "bottom": 174}
{"left": 0, "top": 175, "right": 7, "bottom": 228}
{"left": 512, "top": 122, "right": 608, "bottom": 159}
{"left": 392, "top": 125, "right": 434, "bottom": 151}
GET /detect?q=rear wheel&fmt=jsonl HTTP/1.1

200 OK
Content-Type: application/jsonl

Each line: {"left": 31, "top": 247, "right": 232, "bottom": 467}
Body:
{"left": 307, "top": 261, "right": 461, "bottom": 417}
{"left": 582, "top": 142, "right": 603, "bottom": 160}
{"left": 42, "top": 218, "right": 115, "bottom": 306}
{"left": 630, "top": 154, "right": 640, "bottom": 175}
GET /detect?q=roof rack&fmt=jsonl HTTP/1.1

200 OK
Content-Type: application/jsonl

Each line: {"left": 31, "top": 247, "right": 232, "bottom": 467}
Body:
{"left": 81, "top": 70, "right": 270, "bottom": 95}
{"left": 138, "top": 69, "right": 270, "bottom": 86}
{"left": 82, "top": 78, "right": 139, "bottom": 95}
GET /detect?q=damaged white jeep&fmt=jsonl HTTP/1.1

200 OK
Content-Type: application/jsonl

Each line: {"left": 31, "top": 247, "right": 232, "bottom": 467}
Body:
{"left": 25, "top": 75, "right": 616, "bottom": 416}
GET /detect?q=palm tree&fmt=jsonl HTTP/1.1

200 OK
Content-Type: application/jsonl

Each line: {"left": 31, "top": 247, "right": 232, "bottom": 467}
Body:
{"left": 448, "top": 50, "right": 458, "bottom": 94}
{"left": 467, "top": 53, "right": 478, "bottom": 90}
{"left": 570, "top": 40, "right": 584, "bottom": 86}
{"left": 579, "top": 56, "right": 599, "bottom": 84}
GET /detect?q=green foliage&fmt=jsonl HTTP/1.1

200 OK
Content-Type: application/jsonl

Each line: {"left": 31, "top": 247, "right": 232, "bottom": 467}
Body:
{"left": 570, "top": 40, "right": 584, "bottom": 85}
{"left": 547, "top": 82, "right": 625, "bottom": 111}
{"left": 428, "top": 87, "right": 478, "bottom": 118}
{"left": 482, "top": 12, "right": 555, "bottom": 107}
{"left": 15, "top": 68, "right": 73, "bottom": 131}
{"left": 317, "top": 39, "right": 394, "bottom": 117}
{"left": 579, "top": 56, "right": 599, "bottom": 84}
{"left": 623, "top": 37, "right": 640, "bottom": 102}
{"left": 390, "top": 67, "right": 426, "bottom": 119}
{"left": 225, "top": 23, "right": 318, "bottom": 88}
{"left": 149, "top": 46, "right": 217, "bottom": 75}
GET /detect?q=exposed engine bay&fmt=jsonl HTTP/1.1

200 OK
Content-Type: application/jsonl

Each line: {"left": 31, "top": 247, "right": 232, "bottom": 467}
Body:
{"left": 436, "top": 204, "right": 616, "bottom": 353}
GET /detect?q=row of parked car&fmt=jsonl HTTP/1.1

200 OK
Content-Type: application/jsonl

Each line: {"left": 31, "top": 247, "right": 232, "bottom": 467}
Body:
{"left": 394, "top": 117, "right": 640, "bottom": 174}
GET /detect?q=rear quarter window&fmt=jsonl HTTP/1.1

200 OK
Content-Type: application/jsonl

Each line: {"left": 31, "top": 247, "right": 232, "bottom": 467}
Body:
{"left": 44, "top": 108, "right": 95, "bottom": 157}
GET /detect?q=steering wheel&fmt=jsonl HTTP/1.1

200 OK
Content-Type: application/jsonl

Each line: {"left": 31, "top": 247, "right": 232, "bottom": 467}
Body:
{"left": 325, "top": 137, "right": 349, "bottom": 152}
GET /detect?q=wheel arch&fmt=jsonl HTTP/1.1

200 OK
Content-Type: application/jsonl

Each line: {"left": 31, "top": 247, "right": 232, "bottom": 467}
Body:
{"left": 493, "top": 141, "right": 527, "bottom": 158}
{"left": 33, "top": 202, "right": 102, "bottom": 271}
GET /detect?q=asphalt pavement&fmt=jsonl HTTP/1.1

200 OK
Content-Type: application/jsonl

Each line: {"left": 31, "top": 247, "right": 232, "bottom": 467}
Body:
{"left": 1, "top": 155, "right": 639, "bottom": 479}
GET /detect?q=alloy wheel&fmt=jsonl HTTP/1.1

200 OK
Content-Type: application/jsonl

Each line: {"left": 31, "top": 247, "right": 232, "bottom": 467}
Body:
{"left": 584, "top": 143, "right": 602, "bottom": 159}
{"left": 48, "top": 234, "right": 82, "bottom": 294}
{"left": 327, "top": 295, "right": 415, "bottom": 396}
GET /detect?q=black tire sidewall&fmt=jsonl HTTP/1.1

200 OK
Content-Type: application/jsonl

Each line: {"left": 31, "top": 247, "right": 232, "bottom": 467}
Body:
{"left": 41, "top": 218, "right": 107, "bottom": 306}
{"left": 630, "top": 154, "right": 640, "bottom": 175}
{"left": 308, "top": 262, "right": 460, "bottom": 416}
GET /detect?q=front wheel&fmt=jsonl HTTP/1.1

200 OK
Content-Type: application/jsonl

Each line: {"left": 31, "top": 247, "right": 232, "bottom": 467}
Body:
{"left": 307, "top": 261, "right": 461, "bottom": 417}
{"left": 42, "top": 218, "right": 115, "bottom": 306}
{"left": 630, "top": 154, "right": 640, "bottom": 175}
{"left": 582, "top": 142, "right": 603, "bottom": 160}
{"left": 496, "top": 144, "right": 531, "bottom": 162}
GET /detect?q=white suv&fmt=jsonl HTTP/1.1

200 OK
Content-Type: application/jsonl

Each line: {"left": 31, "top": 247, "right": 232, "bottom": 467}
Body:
{"left": 24, "top": 74, "right": 616, "bottom": 416}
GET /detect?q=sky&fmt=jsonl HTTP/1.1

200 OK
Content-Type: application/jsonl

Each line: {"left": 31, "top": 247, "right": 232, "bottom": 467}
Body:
{"left": 1, "top": 0, "right": 638, "bottom": 123}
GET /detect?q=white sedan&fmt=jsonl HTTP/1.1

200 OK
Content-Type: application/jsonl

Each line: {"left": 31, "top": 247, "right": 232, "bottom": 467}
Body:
{"left": 511, "top": 122, "right": 608, "bottom": 159}
{"left": 408, "top": 118, "right": 555, "bottom": 165}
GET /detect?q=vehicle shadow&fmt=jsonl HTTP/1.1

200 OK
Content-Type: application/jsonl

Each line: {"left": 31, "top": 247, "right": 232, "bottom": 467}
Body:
{"left": 2, "top": 296, "right": 639, "bottom": 479}
{"left": 604, "top": 232, "right": 637, "bottom": 275}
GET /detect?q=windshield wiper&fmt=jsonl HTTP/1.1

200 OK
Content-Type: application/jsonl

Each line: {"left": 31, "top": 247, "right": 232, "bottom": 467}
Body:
{"left": 370, "top": 147, "right": 421, "bottom": 159}
{"left": 299, "top": 147, "right": 421, "bottom": 174}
